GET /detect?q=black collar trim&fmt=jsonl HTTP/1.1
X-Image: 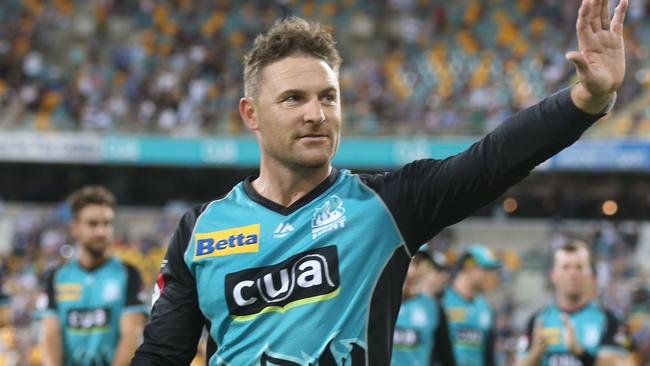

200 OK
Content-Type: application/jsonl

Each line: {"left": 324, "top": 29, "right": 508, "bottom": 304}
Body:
{"left": 243, "top": 168, "right": 340, "bottom": 216}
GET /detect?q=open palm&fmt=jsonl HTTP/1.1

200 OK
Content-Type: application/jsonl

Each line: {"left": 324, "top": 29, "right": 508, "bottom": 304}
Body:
{"left": 566, "top": 0, "right": 628, "bottom": 96}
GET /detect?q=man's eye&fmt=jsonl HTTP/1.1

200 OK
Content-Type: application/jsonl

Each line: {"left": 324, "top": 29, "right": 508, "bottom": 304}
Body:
{"left": 322, "top": 95, "right": 336, "bottom": 102}
{"left": 284, "top": 95, "right": 300, "bottom": 103}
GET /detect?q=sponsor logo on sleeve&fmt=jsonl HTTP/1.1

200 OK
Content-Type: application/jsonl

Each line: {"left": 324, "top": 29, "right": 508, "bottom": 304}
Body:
{"left": 193, "top": 224, "right": 260, "bottom": 260}
{"left": 151, "top": 272, "right": 165, "bottom": 307}
{"left": 225, "top": 246, "right": 340, "bottom": 321}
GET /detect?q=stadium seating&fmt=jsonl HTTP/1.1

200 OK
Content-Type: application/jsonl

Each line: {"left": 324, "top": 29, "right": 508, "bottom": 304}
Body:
{"left": 0, "top": 0, "right": 647, "bottom": 136}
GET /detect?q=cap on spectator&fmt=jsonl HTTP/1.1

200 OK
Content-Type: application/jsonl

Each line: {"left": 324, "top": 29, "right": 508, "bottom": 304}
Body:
{"left": 461, "top": 244, "right": 502, "bottom": 269}
{"left": 431, "top": 251, "right": 451, "bottom": 271}
{"left": 416, "top": 245, "right": 450, "bottom": 271}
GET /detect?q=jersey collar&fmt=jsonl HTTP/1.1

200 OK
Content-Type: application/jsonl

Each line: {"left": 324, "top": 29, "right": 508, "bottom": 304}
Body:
{"left": 553, "top": 299, "right": 595, "bottom": 314}
{"left": 243, "top": 168, "right": 340, "bottom": 216}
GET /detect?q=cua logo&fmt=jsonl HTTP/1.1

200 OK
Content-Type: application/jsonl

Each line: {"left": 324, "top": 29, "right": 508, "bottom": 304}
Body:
{"left": 225, "top": 246, "right": 340, "bottom": 320}
{"left": 311, "top": 195, "right": 346, "bottom": 239}
{"left": 193, "top": 224, "right": 260, "bottom": 260}
{"left": 393, "top": 328, "right": 420, "bottom": 348}
{"left": 66, "top": 308, "right": 110, "bottom": 331}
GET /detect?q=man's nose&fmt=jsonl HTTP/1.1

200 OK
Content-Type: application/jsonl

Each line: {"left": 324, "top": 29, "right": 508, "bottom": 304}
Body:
{"left": 303, "top": 97, "right": 325, "bottom": 124}
{"left": 94, "top": 225, "right": 108, "bottom": 237}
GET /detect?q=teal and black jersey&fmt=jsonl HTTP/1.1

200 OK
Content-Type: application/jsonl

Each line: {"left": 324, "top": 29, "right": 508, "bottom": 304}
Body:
{"left": 391, "top": 294, "right": 455, "bottom": 366}
{"left": 517, "top": 302, "right": 630, "bottom": 366}
{"left": 442, "top": 287, "right": 495, "bottom": 366}
{"left": 37, "top": 257, "right": 147, "bottom": 366}
{"left": 133, "top": 89, "right": 606, "bottom": 366}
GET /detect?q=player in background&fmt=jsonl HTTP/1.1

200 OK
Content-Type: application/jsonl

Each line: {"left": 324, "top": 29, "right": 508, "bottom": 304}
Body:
{"left": 392, "top": 246, "right": 455, "bottom": 366}
{"left": 37, "top": 186, "right": 148, "bottom": 366}
{"left": 419, "top": 249, "right": 451, "bottom": 300}
{"left": 515, "top": 241, "right": 633, "bottom": 366}
{"left": 442, "top": 245, "right": 502, "bottom": 366}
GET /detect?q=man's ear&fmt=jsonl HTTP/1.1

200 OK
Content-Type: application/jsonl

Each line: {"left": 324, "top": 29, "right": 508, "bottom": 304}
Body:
{"left": 69, "top": 220, "right": 77, "bottom": 239}
{"left": 239, "top": 97, "right": 259, "bottom": 131}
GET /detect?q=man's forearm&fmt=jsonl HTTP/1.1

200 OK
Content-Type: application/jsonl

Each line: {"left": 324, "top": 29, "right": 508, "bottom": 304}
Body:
{"left": 112, "top": 313, "right": 145, "bottom": 366}
{"left": 42, "top": 337, "right": 63, "bottom": 366}
{"left": 112, "top": 336, "right": 141, "bottom": 366}
{"left": 595, "top": 351, "right": 632, "bottom": 366}
{"left": 41, "top": 317, "right": 63, "bottom": 366}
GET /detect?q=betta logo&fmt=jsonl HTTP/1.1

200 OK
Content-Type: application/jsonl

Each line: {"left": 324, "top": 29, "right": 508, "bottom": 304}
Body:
{"left": 225, "top": 246, "right": 340, "bottom": 320}
{"left": 193, "top": 224, "right": 260, "bottom": 260}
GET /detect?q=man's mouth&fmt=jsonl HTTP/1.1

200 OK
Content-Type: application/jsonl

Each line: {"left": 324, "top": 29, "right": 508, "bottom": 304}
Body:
{"left": 298, "top": 134, "right": 328, "bottom": 141}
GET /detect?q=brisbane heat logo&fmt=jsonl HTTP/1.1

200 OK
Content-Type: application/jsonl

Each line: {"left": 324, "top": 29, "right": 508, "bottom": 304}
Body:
{"left": 311, "top": 195, "right": 346, "bottom": 239}
{"left": 225, "top": 246, "right": 340, "bottom": 321}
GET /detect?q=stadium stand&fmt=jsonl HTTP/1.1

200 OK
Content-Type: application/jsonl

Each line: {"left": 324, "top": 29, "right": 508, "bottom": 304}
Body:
{"left": 0, "top": 0, "right": 647, "bottom": 136}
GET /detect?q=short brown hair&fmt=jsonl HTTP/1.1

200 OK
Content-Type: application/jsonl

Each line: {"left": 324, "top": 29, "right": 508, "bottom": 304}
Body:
{"left": 68, "top": 185, "right": 116, "bottom": 218}
{"left": 553, "top": 240, "right": 594, "bottom": 271}
{"left": 243, "top": 16, "right": 343, "bottom": 98}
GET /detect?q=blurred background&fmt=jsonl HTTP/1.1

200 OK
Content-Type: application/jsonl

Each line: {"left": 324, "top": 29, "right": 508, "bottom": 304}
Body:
{"left": 0, "top": 0, "right": 649, "bottom": 365}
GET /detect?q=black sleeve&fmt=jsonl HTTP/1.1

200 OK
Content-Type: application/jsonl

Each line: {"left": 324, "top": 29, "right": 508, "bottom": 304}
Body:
{"left": 41, "top": 268, "right": 58, "bottom": 312}
{"left": 484, "top": 323, "right": 496, "bottom": 366}
{"left": 431, "top": 302, "right": 456, "bottom": 366}
{"left": 131, "top": 204, "right": 209, "bottom": 365}
{"left": 360, "top": 88, "right": 604, "bottom": 253}
{"left": 123, "top": 263, "right": 145, "bottom": 308}
{"left": 522, "top": 313, "right": 536, "bottom": 353}
{"left": 600, "top": 309, "right": 630, "bottom": 351}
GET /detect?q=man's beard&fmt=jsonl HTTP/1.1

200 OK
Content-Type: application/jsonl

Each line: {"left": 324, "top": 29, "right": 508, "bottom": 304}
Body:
{"left": 82, "top": 241, "right": 108, "bottom": 259}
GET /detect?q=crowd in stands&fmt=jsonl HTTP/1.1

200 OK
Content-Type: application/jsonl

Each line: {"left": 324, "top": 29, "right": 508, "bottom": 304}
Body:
{"left": 0, "top": 0, "right": 648, "bottom": 137}
{"left": 1, "top": 199, "right": 650, "bottom": 364}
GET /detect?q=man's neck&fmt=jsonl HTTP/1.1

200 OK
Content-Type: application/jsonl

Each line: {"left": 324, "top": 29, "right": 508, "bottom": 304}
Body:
{"left": 253, "top": 160, "right": 332, "bottom": 207}
{"left": 556, "top": 293, "right": 590, "bottom": 313}
{"left": 78, "top": 249, "right": 108, "bottom": 271}
{"left": 453, "top": 275, "right": 475, "bottom": 301}
{"left": 402, "top": 287, "right": 417, "bottom": 301}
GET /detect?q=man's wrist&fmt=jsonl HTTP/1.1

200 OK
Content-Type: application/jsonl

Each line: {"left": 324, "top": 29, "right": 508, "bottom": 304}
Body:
{"left": 570, "top": 83, "right": 617, "bottom": 115}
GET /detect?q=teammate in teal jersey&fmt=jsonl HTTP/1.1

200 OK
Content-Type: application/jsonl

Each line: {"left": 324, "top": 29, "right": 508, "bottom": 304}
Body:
{"left": 442, "top": 245, "right": 501, "bottom": 366}
{"left": 420, "top": 250, "right": 452, "bottom": 300}
{"left": 392, "top": 248, "right": 455, "bottom": 366}
{"left": 38, "top": 186, "right": 148, "bottom": 366}
{"left": 515, "top": 241, "right": 632, "bottom": 366}
{"left": 133, "top": 1, "right": 629, "bottom": 364}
